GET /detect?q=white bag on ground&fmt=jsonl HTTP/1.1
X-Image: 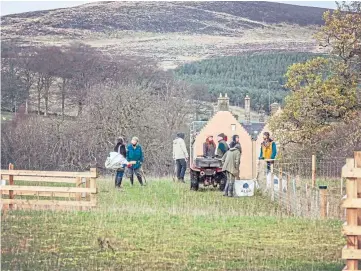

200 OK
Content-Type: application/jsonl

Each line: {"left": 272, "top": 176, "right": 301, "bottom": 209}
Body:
{"left": 234, "top": 180, "right": 255, "bottom": 197}
{"left": 105, "top": 152, "right": 128, "bottom": 170}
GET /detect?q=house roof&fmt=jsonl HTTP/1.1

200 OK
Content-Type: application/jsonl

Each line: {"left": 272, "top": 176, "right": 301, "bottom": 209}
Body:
{"left": 240, "top": 122, "right": 266, "bottom": 140}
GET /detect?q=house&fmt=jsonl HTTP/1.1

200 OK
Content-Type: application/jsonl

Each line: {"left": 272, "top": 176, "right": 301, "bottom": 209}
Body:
{"left": 191, "top": 94, "right": 280, "bottom": 179}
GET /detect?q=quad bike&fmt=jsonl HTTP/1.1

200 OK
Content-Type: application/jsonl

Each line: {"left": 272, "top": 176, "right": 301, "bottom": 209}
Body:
{"left": 190, "top": 156, "right": 227, "bottom": 191}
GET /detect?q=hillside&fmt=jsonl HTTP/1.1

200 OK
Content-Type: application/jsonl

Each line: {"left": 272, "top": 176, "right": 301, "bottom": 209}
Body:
{"left": 175, "top": 52, "right": 325, "bottom": 111}
{"left": 1, "top": 1, "right": 330, "bottom": 69}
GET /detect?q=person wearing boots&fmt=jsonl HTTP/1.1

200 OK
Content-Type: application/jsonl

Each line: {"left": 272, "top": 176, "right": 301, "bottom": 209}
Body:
{"left": 126, "top": 137, "right": 144, "bottom": 186}
{"left": 222, "top": 138, "right": 241, "bottom": 197}
{"left": 173, "top": 132, "right": 189, "bottom": 183}
{"left": 114, "top": 137, "right": 127, "bottom": 189}
{"left": 216, "top": 133, "right": 229, "bottom": 158}
{"left": 223, "top": 135, "right": 242, "bottom": 195}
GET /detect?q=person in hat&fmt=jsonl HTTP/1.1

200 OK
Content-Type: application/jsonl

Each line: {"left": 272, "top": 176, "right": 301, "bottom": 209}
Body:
{"left": 216, "top": 133, "right": 229, "bottom": 158}
{"left": 203, "top": 135, "right": 216, "bottom": 158}
{"left": 114, "top": 137, "right": 127, "bottom": 189}
{"left": 173, "top": 132, "right": 189, "bottom": 182}
{"left": 126, "top": 136, "right": 144, "bottom": 186}
{"left": 259, "top": 132, "right": 277, "bottom": 172}
{"left": 222, "top": 138, "right": 242, "bottom": 197}
{"left": 222, "top": 135, "right": 242, "bottom": 195}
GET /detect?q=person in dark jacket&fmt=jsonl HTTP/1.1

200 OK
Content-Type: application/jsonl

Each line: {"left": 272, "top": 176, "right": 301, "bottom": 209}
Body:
{"left": 216, "top": 133, "right": 229, "bottom": 158}
{"left": 203, "top": 135, "right": 216, "bottom": 158}
{"left": 126, "top": 136, "right": 144, "bottom": 186}
{"left": 114, "top": 137, "right": 127, "bottom": 189}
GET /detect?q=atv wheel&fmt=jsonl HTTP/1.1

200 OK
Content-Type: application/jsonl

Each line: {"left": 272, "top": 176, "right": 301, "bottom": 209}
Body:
{"left": 218, "top": 173, "right": 227, "bottom": 191}
{"left": 190, "top": 170, "right": 199, "bottom": 191}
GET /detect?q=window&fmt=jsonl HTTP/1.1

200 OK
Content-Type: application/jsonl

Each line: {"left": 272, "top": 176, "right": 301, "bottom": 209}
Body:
{"left": 231, "top": 124, "right": 236, "bottom": 131}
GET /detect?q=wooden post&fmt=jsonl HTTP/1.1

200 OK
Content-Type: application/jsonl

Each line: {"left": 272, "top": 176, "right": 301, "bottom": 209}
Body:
{"left": 279, "top": 166, "right": 283, "bottom": 206}
{"left": 312, "top": 154, "right": 316, "bottom": 188}
{"left": 86, "top": 178, "right": 90, "bottom": 201}
{"left": 90, "top": 168, "right": 97, "bottom": 205}
{"left": 356, "top": 152, "right": 361, "bottom": 253}
{"left": 271, "top": 163, "right": 275, "bottom": 201}
{"left": 8, "top": 163, "right": 14, "bottom": 210}
{"left": 75, "top": 177, "right": 81, "bottom": 201}
{"left": 319, "top": 185, "right": 328, "bottom": 218}
{"left": 287, "top": 174, "right": 291, "bottom": 215}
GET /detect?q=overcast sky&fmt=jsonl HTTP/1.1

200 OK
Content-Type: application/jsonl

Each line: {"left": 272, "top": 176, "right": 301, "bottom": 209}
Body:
{"left": 1, "top": 1, "right": 338, "bottom": 16}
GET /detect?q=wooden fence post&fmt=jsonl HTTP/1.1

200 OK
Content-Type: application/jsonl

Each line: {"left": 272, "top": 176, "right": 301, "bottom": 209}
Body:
{"left": 342, "top": 152, "right": 361, "bottom": 270}
{"left": 8, "top": 163, "right": 14, "bottom": 210}
{"left": 279, "top": 166, "right": 283, "bottom": 206}
{"left": 271, "top": 162, "right": 275, "bottom": 201}
{"left": 312, "top": 154, "right": 316, "bottom": 188}
{"left": 75, "top": 177, "right": 81, "bottom": 201}
{"left": 286, "top": 174, "right": 291, "bottom": 215}
{"left": 90, "top": 168, "right": 97, "bottom": 205}
{"left": 319, "top": 185, "right": 328, "bottom": 218}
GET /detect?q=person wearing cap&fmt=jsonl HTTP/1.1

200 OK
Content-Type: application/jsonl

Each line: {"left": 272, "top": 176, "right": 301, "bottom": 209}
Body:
{"left": 216, "top": 133, "right": 229, "bottom": 158}
{"left": 259, "top": 132, "right": 277, "bottom": 172}
{"left": 114, "top": 137, "right": 127, "bottom": 189}
{"left": 126, "top": 136, "right": 144, "bottom": 186}
{"left": 173, "top": 132, "right": 189, "bottom": 182}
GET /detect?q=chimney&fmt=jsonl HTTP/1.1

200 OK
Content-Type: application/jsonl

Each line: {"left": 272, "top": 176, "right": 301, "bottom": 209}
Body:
{"left": 259, "top": 109, "right": 265, "bottom": 123}
{"left": 270, "top": 102, "right": 280, "bottom": 116}
{"left": 244, "top": 95, "right": 251, "bottom": 125}
{"left": 217, "top": 93, "right": 230, "bottom": 111}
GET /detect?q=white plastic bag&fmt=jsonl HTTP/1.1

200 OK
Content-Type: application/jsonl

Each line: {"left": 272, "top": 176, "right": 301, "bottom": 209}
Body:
{"left": 105, "top": 152, "right": 128, "bottom": 170}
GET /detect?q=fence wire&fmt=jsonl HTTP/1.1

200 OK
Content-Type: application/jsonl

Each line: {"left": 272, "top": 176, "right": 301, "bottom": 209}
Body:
{"left": 257, "top": 157, "right": 346, "bottom": 220}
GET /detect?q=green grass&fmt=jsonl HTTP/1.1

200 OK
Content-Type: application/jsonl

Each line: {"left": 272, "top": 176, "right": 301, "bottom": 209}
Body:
{"left": 1, "top": 179, "right": 345, "bottom": 270}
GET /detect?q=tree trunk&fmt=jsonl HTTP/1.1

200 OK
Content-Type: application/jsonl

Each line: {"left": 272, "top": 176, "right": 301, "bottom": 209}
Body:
{"left": 37, "top": 89, "right": 41, "bottom": 115}
{"left": 78, "top": 101, "right": 83, "bottom": 116}
{"left": 44, "top": 87, "right": 49, "bottom": 116}
{"left": 61, "top": 78, "right": 66, "bottom": 119}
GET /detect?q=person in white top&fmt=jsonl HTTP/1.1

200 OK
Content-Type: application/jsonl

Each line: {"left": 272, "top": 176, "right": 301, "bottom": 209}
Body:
{"left": 172, "top": 132, "right": 189, "bottom": 182}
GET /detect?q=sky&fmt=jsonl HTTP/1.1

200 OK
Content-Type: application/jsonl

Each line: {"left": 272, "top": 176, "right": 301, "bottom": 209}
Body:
{"left": 1, "top": 0, "right": 338, "bottom": 16}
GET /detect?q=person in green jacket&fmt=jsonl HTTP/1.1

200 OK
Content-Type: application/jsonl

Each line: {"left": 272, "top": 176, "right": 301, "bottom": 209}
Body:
{"left": 222, "top": 140, "right": 241, "bottom": 197}
{"left": 216, "top": 133, "right": 229, "bottom": 158}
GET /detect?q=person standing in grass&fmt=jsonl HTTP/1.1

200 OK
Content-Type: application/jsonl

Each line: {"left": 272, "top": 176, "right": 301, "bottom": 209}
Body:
{"left": 223, "top": 135, "right": 242, "bottom": 195}
{"left": 126, "top": 137, "right": 144, "bottom": 186}
{"left": 114, "top": 137, "right": 127, "bottom": 190}
{"left": 259, "top": 132, "right": 277, "bottom": 172}
{"left": 216, "top": 133, "right": 229, "bottom": 158}
{"left": 173, "top": 132, "right": 189, "bottom": 183}
{"left": 222, "top": 137, "right": 241, "bottom": 197}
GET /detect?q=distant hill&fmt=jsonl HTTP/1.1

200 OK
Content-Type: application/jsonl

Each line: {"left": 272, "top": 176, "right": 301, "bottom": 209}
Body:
{"left": 1, "top": 1, "right": 330, "bottom": 68}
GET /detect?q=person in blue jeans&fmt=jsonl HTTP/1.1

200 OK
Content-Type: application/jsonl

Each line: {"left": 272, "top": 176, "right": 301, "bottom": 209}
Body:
{"left": 126, "top": 137, "right": 144, "bottom": 186}
{"left": 114, "top": 137, "right": 127, "bottom": 189}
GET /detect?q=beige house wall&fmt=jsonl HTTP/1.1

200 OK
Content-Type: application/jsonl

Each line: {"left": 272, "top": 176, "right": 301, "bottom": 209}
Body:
{"left": 193, "top": 111, "right": 255, "bottom": 179}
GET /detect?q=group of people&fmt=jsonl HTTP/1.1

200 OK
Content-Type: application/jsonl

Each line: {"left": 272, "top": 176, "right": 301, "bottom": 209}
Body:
{"left": 113, "top": 136, "right": 144, "bottom": 190}
{"left": 172, "top": 131, "right": 277, "bottom": 197}
{"left": 112, "top": 131, "right": 277, "bottom": 194}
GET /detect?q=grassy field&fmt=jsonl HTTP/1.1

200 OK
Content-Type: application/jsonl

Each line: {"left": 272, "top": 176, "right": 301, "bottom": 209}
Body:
{"left": 1, "top": 179, "right": 345, "bottom": 270}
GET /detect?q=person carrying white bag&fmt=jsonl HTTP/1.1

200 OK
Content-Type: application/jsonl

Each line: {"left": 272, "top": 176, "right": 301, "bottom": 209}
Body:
{"left": 105, "top": 137, "right": 130, "bottom": 190}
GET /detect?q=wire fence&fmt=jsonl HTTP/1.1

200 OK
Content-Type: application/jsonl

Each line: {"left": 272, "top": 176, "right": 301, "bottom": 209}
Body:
{"left": 257, "top": 157, "right": 347, "bottom": 220}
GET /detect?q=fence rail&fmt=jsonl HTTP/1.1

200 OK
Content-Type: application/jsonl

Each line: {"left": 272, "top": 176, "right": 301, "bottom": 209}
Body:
{"left": 0, "top": 164, "right": 98, "bottom": 211}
